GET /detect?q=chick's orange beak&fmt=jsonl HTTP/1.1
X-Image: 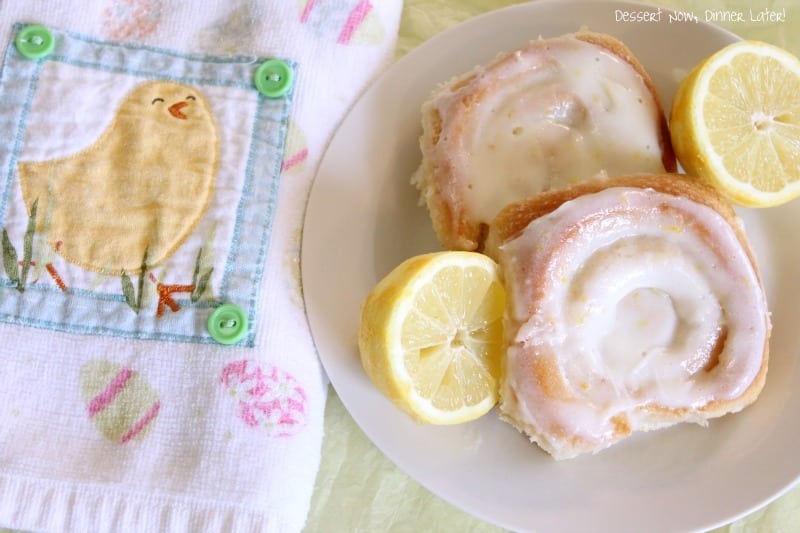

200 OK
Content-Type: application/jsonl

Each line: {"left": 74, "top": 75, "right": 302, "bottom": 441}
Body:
{"left": 168, "top": 101, "right": 188, "bottom": 120}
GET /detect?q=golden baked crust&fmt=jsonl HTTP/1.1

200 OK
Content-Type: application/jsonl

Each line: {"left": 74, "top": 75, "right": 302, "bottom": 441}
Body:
{"left": 413, "top": 31, "right": 677, "bottom": 252}
{"left": 490, "top": 173, "right": 770, "bottom": 459}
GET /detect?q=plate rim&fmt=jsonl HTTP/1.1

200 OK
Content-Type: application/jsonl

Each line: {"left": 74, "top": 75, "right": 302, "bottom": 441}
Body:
{"left": 301, "top": 1, "right": 799, "bottom": 531}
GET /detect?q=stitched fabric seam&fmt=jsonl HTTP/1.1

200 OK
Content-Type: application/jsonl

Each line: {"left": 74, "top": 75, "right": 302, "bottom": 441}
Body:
{"left": 47, "top": 55, "right": 258, "bottom": 90}
{"left": 13, "top": 22, "right": 284, "bottom": 65}
{"left": 0, "top": 60, "right": 41, "bottom": 228}
{"left": 220, "top": 96, "right": 263, "bottom": 299}
{"left": 247, "top": 85, "right": 296, "bottom": 344}
{"left": 0, "top": 311, "right": 223, "bottom": 344}
{"left": 0, "top": 26, "right": 295, "bottom": 346}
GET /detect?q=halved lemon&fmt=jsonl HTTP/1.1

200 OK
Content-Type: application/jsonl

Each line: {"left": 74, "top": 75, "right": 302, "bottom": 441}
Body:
{"left": 358, "top": 251, "right": 505, "bottom": 425}
{"left": 670, "top": 40, "right": 800, "bottom": 207}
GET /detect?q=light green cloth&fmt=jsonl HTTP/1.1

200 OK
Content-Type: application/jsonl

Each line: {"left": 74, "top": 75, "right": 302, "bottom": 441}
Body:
{"left": 306, "top": 1, "right": 800, "bottom": 531}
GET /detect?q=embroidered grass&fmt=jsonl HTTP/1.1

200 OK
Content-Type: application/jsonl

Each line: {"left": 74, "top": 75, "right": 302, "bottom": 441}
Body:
{"left": 1, "top": 199, "right": 38, "bottom": 292}
{"left": 153, "top": 247, "right": 215, "bottom": 316}
{"left": 121, "top": 247, "right": 148, "bottom": 313}
{"left": 122, "top": 245, "right": 216, "bottom": 316}
{"left": 191, "top": 246, "right": 213, "bottom": 303}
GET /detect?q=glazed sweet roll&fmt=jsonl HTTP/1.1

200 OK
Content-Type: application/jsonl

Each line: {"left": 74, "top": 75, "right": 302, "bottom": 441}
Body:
{"left": 489, "top": 174, "right": 770, "bottom": 460}
{"left": 412, "top": 31, "right": 676, "bottom": 251}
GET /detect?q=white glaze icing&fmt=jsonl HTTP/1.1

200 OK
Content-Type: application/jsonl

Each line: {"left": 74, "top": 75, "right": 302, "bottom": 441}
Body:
{"left": 497, "top": 187, "right": 768, "bottom": 458}
{"left": 427, "top": 35, "right": 666, "bottom": 228}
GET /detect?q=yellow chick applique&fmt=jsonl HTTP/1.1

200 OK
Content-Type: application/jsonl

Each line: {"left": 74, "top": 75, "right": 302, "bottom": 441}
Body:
{"left": 17, "top": 81, "right": 219, "bottom": 275}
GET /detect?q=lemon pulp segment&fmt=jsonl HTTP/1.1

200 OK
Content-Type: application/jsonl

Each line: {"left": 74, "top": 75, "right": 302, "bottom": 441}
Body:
{"left": 358, "top": 252, "right": 505, "bottom": 424}
{"left": 670, "top": 40, "right": 800, "bottom": 207}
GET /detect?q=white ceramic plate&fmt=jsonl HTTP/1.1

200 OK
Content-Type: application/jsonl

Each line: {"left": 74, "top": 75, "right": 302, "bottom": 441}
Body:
{"left": 302, "top": 1, "right": 800, "bottom": 531}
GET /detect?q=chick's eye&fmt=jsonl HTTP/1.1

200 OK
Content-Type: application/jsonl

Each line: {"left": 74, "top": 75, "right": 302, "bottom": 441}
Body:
{"left": 186, "top": 95, "right": 196, "bottom": 101}
{"left": 151, "top": 97, "right": 165, "bottom": 105}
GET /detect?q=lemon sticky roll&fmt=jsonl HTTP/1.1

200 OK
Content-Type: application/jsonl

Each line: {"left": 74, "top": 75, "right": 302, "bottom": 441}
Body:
{"left": 412, "top": 31, "right": 675, "bottom": 251}
{"left": 489, "top": 174, "right": 770, "bottom": 460}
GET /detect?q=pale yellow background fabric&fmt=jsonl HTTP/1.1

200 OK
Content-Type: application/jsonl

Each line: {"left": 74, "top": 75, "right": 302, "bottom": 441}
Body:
{"left": 306, "top": 1, "right": 800, "bottom": 531}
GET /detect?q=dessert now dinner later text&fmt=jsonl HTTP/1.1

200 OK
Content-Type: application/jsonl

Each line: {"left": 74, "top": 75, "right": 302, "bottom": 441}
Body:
{"left": 614, "top": 8, "right": 787, "bottom": 24}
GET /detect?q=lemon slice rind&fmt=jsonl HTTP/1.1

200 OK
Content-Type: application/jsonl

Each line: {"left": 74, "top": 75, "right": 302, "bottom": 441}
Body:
{"left": 358, "top": 251, "right": 505, "bottom": 425}
{"left": 671, "top": 40, "right": 800, "bottom": 207}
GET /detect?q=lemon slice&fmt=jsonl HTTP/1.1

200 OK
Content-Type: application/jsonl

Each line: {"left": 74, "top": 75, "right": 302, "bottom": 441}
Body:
{"left": 358, "top": 251, "right": 505, "bottom": 424}
{"left": 670, "top": 40, "right": 800, "bottom": 207}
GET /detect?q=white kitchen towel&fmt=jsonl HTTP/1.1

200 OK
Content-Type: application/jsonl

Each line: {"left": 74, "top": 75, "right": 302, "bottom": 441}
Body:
{"left": 0, "top": 1, "right": 401, "bottom": 531}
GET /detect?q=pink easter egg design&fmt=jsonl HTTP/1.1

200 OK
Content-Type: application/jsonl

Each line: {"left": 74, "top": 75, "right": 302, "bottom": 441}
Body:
{"left": 298, "top": 0, "right": 385, "bottom": 46}
{"left": 103, "top": 0, "right": 163, "bottom": 41}
{"left": 80, "top": 360, "right": 160, "bottom": 443}
{"left": 281, "top": 119, "right": 309, "bottom": 175}
{"left": 220, "top": 359, "right": 308, "bottom": 437}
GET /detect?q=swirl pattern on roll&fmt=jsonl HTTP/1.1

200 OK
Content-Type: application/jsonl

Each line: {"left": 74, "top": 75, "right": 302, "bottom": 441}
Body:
{"left": 412, "top": 31, "right": 676, "bottom": 251}
{"left": 493, "top": 175, "right": 770, "bottom": 460}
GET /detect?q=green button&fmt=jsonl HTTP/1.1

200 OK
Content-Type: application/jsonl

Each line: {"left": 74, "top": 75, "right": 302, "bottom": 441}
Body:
{"left": 208, "top": 304, "right": 249, "bottom": 345}
{"left": 15, "top": 25, "right": 55, "bottom": 60}
{"left": 254, "top": 59, "right": 293, "bottom": 98}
